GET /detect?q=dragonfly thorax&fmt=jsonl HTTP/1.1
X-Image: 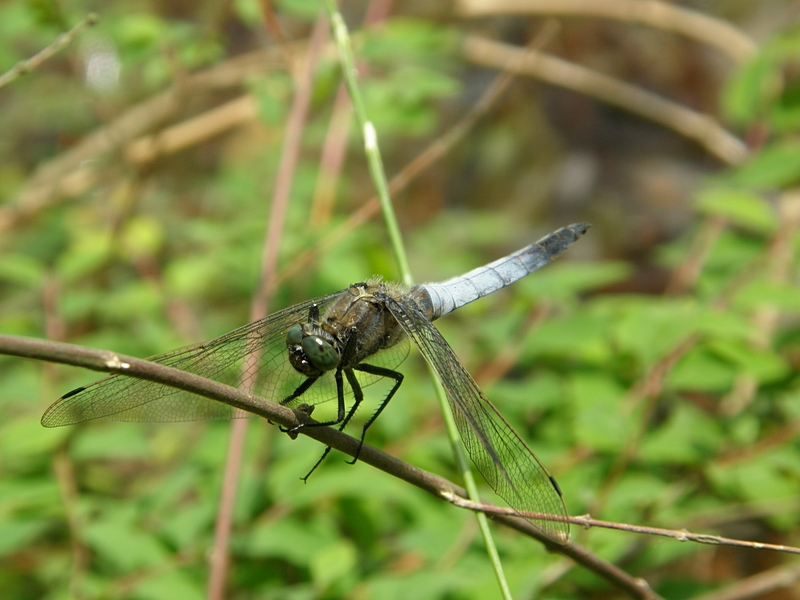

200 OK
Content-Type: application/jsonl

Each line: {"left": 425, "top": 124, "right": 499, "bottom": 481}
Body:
{"left": 286, "top": 323, "right": 341, "bottom": 378}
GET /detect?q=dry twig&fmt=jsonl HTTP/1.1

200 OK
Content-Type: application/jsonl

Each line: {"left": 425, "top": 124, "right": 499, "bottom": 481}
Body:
{"left": 462, "top": 35, "right": 749, "bottom": 165}
{"left": 0, "top": 13, "right": 99, "bottom": 90}
{"left": 444, "top": 495, "right": 800, "bottom": 556}
{"left": 457, "top": 0, "right": 757, "bottom": 63}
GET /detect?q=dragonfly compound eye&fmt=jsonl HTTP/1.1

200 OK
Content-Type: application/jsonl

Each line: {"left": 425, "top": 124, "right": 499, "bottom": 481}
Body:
{"left": 286, "top": 324, "right": 303, "bottom": 347}
{"left": 302, "top": 336, "right": 339, "bottom": 371}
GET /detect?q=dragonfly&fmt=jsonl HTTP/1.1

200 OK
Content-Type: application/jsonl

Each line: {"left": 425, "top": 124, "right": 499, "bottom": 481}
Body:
{"left": 42, "top": 222, "right": 589, "bottom": 543}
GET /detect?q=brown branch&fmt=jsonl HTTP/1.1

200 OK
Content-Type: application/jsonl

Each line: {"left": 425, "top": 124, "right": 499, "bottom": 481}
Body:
{"left": 0, "top": 13, "right": 99, "bottom": 90}
{"left": 462, "top": 35, "right": 749, "bottom": 165}
{"left": 0, "top": 333, "right": 661, "bottom": 600}
{"left": 456, "top": 0, "right": 757, "bottom": 63}
{"left": 692, "top": 562, "right": 800, "bottom": 600}
{"left": 123, "top": 95, "right": 258, "bottom": 165}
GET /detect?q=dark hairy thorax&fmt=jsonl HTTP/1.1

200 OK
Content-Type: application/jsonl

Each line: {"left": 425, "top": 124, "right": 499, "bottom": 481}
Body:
{"left": 320, "top": 279, "right": 411, "bottom": 368}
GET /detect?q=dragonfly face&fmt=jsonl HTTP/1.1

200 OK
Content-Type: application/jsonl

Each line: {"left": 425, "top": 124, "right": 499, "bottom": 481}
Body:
{"left": 286, "top": 322, "right": 340, "bottom": 377}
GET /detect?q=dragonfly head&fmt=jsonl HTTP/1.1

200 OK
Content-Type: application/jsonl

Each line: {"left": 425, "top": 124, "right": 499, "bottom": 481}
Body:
{"left": 286, "top": 324, "right": 340, "bottom": 377}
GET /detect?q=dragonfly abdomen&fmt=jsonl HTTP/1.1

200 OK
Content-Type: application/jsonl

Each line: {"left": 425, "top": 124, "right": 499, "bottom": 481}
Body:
{"left": 415, "top": 223, "right": 590, "bottom": 320}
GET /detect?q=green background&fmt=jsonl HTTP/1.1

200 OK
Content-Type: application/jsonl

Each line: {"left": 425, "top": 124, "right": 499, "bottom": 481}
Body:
{"left": 1, "top": 1, "right": 799, "bottom": 598}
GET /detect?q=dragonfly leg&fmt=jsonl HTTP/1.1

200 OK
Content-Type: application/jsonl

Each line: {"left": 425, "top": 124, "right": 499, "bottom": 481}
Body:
{"left": 300, "top": 369, "right": 367, "bottom": 481}
{"left": 278, "top": 377, "right": 320, "bottom": 435}
{"left": 285, "top": 354, "right": 352, "bottom": 433}
{"left": 347, "top": 363, "right": 403, "bottom": 465}
{"left": 307, "top": 303, "right": 320, "bottom": 322}
{"left": 280, "top": 377, "right": 318, "bottom": 406}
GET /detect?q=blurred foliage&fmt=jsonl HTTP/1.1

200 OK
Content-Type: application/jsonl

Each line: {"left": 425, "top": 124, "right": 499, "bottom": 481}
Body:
{"left": 1, "top": 2, "right": 800, "bottom": 600}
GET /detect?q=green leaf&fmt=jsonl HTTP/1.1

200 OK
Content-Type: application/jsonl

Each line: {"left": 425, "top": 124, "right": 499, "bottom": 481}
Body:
{"left": 0, "top": 477, "right": 62, "bottom": 516}
{"left": 56, "top": 231, "right": 113, "bottom": 282}
{"left": 0, "top": 416, "right": 69, "bottom": 462}
{"left": 667, "top": 346, "right": 737, "bottom": 392}
{"left": 722, "top": 53, "right": 775, "bottom": 124}
{"left": 367, "top": 571, "right": 469, "bottom": 600}
{"left": 158, "top": 503, "right": 215, "bottom": 549}
{"left": 248, "top": 73, "right": 291, "bottom": 125}
{"left": 275, "top": 0, "right": 320, "bottom": 19}
{"left": 96, "top": 280, "right": 164, "bottom": 322}
{"left": 111, "top": 13, "right": 167, "bottom": 50}
{"left": 733, "top": 280, "right": 800, "bottom": 311}
{"left": 133, "top": 570, "right": 205, "bottom": 600}
{"left": 694, "top": 188, "right": 777, "bottom": 234}
{"left": 237, "top": 517, "right": 337, "bottom": 566}
{"left": 0, "top": 253, "right": 46, "bottom": 286}
{"left": 309, "top": 540, "right": 357, "bottom": 588}
{"left": 120, "top": 215, "right": 164, "bottom": 260}
{"left": 233, "top": 0, "right": 262, "bottom": 26}
{"left": 522, "top": 308, "right": 612, "bottom": 364}
{"left": 517, "top": 261, "right": 632, "bottom": 301}
{"left": 83, "top": 518, "right": 170, "bottom": 572}
{"left": 707, "top": 339, "right": 789, "bottom": 383}
{"left": 0, "top": 519, "right": 49, "bottom": 557}
{"left": 727, "top": 141, "right": 800, "bottom": 188}
{"left": 639, "top": 403, "right": 723, "bottom": 465}
{"left": 361, "top": 18, "right": 459, "bottom": 65}
{"left": 707, "top": 448, "right": 800, "bottom": 531}
{"left": 71, "top": 425, "right": 152, "bottom": 461}
{"left": 570, "top": 373, "right": 629, "bottom": 452}
{"left": 612, "top": 298, "right": 700, "bottom": 367}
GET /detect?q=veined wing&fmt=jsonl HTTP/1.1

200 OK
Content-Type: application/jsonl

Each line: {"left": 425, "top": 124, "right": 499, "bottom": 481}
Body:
{"left": 43, "top": 289, "right": 412, "bottom": 427}
{"left": 41, "top": 293, "right": 339, "bottom": 426}
{"left": 381, "top": 293, "right": 569, "bottom": 543}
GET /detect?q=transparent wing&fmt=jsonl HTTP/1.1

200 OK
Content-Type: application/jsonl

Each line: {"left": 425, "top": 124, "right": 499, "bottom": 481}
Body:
{"left": 42, "top": 290, "right": 407, "bottom": 427}
{"left": 381, "top": 293, "right": 569, "bottom": 543}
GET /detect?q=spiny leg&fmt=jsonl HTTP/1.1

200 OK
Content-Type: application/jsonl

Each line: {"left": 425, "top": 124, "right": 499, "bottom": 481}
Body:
{"left": 278, "top": 376, "right": 319, "bottom": 435}
{"left": 301, "top": 367, "right": 365, "bottom": 481}
{"left": 280, "top": 377, "right": 317, "bottom": 406}
{"left": 285, "top": 366, "right": 347, "bottom": 438}
{"left": 346, "top": 363, "right": 403, "bottom": 465}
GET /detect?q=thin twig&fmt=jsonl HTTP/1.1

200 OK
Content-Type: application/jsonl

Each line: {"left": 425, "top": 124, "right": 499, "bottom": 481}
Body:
{"left": 456, "top": 0, "right": 757, "bottom": 63}
{"left": 0, "top": 333, "right": 661, "bottom": 600}
{"left": 0, "top": 13, "right": 99, "bottom": 90}
{"left": 443, "top": 495, "right": 800, "bottom": 556}
{"left": 462, "top": 35, "right": 749, "bottom": 164}
{"left": 123, "top": 95, "right": 258, "bottom": 165}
